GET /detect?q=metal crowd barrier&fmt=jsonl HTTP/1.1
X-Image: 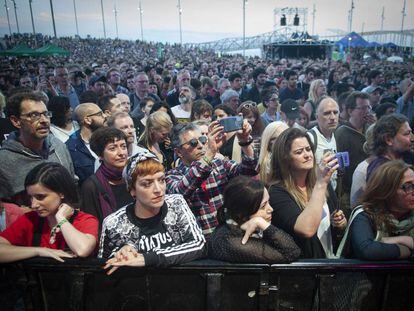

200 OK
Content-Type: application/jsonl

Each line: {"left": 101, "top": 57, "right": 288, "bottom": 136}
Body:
{"left": 1, "top": 258, "right": 413, "bottom": 311}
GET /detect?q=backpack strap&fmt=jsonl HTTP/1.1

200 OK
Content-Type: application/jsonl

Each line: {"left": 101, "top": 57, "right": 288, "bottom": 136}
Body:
{"left": 334, "top": 205, "right": 365, "bottom": 258}
{"left": 307, "top": 128, "right": 318, "bottom": 148}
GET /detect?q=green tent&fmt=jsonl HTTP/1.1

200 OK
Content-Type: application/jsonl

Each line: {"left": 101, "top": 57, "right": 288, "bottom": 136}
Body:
{"left": 35, "top": 44, "right": 70, "bottom": 56}
{"left": 0, "top": 44, "right": 37, "bottom": 56}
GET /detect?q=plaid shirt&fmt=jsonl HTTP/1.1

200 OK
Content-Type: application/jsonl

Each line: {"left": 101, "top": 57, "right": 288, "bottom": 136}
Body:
{"left": 166, "top": 156, "right": 258, "bottom": 236}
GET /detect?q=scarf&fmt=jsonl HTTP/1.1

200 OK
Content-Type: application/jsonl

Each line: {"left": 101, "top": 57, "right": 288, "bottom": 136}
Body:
{"left": 95, "top": 162, "right": 124, "bottom": 219}
{"left": 376, "top": 211, "right": 414, "bottom": 240}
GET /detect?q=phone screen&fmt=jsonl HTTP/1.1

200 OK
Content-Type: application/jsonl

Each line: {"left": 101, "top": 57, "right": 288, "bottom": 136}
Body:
{"left": 219, "top": 116, "right": 243, "bottom": 133}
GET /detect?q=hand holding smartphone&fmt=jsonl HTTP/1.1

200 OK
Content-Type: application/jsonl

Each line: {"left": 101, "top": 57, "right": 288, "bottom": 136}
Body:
{"left": 218, "top": 116, "right": 243, "bottom": 133}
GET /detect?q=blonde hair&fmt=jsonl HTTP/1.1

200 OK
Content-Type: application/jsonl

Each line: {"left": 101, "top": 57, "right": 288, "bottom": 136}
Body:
{"left": 308, "top": 79, "right": 325, "bottom": 103}
{"left": 258, "top": 121, "right": 289, "bottom": 185}
{"left": 138, "top": 111, "right": 172, "bottom": 148}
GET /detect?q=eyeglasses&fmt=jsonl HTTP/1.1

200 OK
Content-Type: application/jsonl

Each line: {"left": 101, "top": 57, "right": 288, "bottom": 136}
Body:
{"left": 87, "top": 110, "right": 104, "bottom": 118}
{"left": 180, "top": 136, "right": 207, "bottom": 148}
{"left": 400, "top": 182, "right": 414, "bottom": 195}
{"left": 20, "top": 111, "right": 52, "bottom": 121}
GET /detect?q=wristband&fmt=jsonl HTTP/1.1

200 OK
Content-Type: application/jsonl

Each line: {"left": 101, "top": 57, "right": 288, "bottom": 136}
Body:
{"left": 57, "top": 218, "right": 68, "bottom": 228}
{"left": 238, "top": 137, "right": 254, "bottom": 147}
{"left": 49, "top": 219, "right": 68, "bottom": 244}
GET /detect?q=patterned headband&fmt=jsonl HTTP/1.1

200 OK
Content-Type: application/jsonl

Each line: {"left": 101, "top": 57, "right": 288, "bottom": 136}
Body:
{"left": 123, "top": 148, "right": 160, "bottom": 186}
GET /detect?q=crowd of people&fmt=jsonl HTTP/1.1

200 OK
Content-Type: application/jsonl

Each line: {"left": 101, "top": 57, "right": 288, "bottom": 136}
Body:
{"left": 1, "top": 33, "right": 414, "bottom": 272}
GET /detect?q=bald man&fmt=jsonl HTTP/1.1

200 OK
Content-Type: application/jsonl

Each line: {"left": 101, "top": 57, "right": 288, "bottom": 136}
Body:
{"left": 66, "top": 103, "right": 107, "bottom": 185}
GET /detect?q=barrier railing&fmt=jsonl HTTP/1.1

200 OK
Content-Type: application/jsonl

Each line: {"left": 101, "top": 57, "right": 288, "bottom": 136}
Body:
{"left": 1, "top": 258, "right": 414, "bottom": 311}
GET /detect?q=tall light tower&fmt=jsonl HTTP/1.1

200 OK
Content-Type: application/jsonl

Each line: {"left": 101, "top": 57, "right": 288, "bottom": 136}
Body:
{"left": 380, "top": 6, "right": 385, "bottom": 31}
{"left": 4, "top": 0, "right": 12, "bottom": 35}
{"left": 73, "top": 0, "right": 79, "bottom": 36}
{"left": 10, "top": 0, "right": 19, "bottom": 33}
{"left": 177, "top": 0, "right": 182, "bottom": 45}
{"left": 243, "top": 0, "right": 247, "bottom": 57}
{"left": 113, "top": 1, "right": 119, "bottom": 38}
{"left": 312, "top": 4, "right": 316, "bottom": 36}
{"left": 100, "top": 0, "right": 107, "bottom": 38}
{"left": 348, "top": 0, "right": 354, "bottom": 32}
{"left": 29, "top": 0, "right": 36, "bottom": 35}
{"left": 401, "top": 0, "right": 406, "bottom": 46}
{"left": 49, "top": 0, "right": 57, "bottom": 37}
{"left": 401, "top": 0, "right": 406, "bottom": 33}
{"left": 138, "top": 1, "right": 144, "bottom": 41}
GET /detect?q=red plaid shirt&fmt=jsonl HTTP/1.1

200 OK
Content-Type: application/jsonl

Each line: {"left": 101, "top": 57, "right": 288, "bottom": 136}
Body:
{"left": 166, "top": 156, "right": 258, "bottom": 236}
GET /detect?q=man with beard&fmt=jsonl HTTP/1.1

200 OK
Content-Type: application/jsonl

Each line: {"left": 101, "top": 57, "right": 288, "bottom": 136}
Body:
{"left": 366, "top": 114, "right": 414, "bottom": 181}
{"left": 171, "top": 86, "right": 196, "bottom": 123}
{"left": 0, "top": 92, "right": 74, "bottom": 204}
{"left": 66, "top": 103, "right": 107, "bottom": 186}
{"left": 167, "top": 70, "right": 191, "bottom": 107}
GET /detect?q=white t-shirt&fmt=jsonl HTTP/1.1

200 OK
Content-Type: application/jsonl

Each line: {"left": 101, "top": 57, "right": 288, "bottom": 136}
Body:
{"left": 307, "top": 126, "right": 338, "bottom": 189}
{"left": 50, "top": 121, "right": 79, "bottom": 143}
{"left": 350, "top": 159, "right": 369, "bottom": 208}
{"left": 171, "top": 105, "right": 191, "bottom": 123}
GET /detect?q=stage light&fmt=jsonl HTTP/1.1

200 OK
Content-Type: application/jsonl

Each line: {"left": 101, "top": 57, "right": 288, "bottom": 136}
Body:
{"left": 294, "top": 14, "right": 300, "bottom": 26}
{"left": 280, "top": 14, "right": 286, "bottom": 26}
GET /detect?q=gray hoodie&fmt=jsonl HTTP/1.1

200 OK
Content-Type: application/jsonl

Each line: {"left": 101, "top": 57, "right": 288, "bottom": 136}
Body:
{"left": 0, "top": 131, "right": 75, "bottom": 196}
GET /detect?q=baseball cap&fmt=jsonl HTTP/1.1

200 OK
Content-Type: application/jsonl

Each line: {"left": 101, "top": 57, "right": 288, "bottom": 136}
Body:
{"left": 89, "top": 75, "right": 107, "bottom": 86}
{"left": 281, "top": 99, "right": 300, "bottom": 120}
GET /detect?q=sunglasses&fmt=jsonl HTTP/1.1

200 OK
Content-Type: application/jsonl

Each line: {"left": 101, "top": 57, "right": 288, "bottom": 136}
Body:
{"left": 180, "top": 136, "right": 207, "bottom": 148}
{"left": 239, "top": 102, "right": 257, "bottom": 110}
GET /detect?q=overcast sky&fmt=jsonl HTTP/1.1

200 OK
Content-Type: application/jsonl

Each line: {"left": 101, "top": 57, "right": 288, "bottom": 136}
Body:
{"left": 0, "top": 0, "right": 412, "bottom": 43}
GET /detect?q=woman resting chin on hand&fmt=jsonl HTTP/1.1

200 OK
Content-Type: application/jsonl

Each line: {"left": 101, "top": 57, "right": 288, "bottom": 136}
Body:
{"left": 209, "top": 176, "right": 300, "bottom": 264}
{"left": 0, "top": 163, "right": 98, "bottom": 263}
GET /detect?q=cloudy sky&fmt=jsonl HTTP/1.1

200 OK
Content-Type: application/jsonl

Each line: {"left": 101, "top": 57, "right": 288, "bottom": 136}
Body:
{"left": 0, "top": 0, "right": 412, "bottom": 43}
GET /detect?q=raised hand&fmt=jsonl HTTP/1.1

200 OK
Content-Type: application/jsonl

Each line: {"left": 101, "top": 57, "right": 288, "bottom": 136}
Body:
{"left": 205, "top": 121, "right": 224, "bottom": 159}
{"left": 316, "top": 152, "right": 339, "bottom": 185}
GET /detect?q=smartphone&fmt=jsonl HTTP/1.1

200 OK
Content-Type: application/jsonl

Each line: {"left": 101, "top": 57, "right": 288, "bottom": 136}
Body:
{"left": 335, "top": 152, "right": 350, "bottom": 169}
{"left": 219, "top": 116, "right": 243, "bottom": 133}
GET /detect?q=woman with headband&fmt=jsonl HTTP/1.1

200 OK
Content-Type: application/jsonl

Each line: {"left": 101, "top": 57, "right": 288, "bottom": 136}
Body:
{"left": 99, "top": 149, "right": 206, "bottom": 274}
